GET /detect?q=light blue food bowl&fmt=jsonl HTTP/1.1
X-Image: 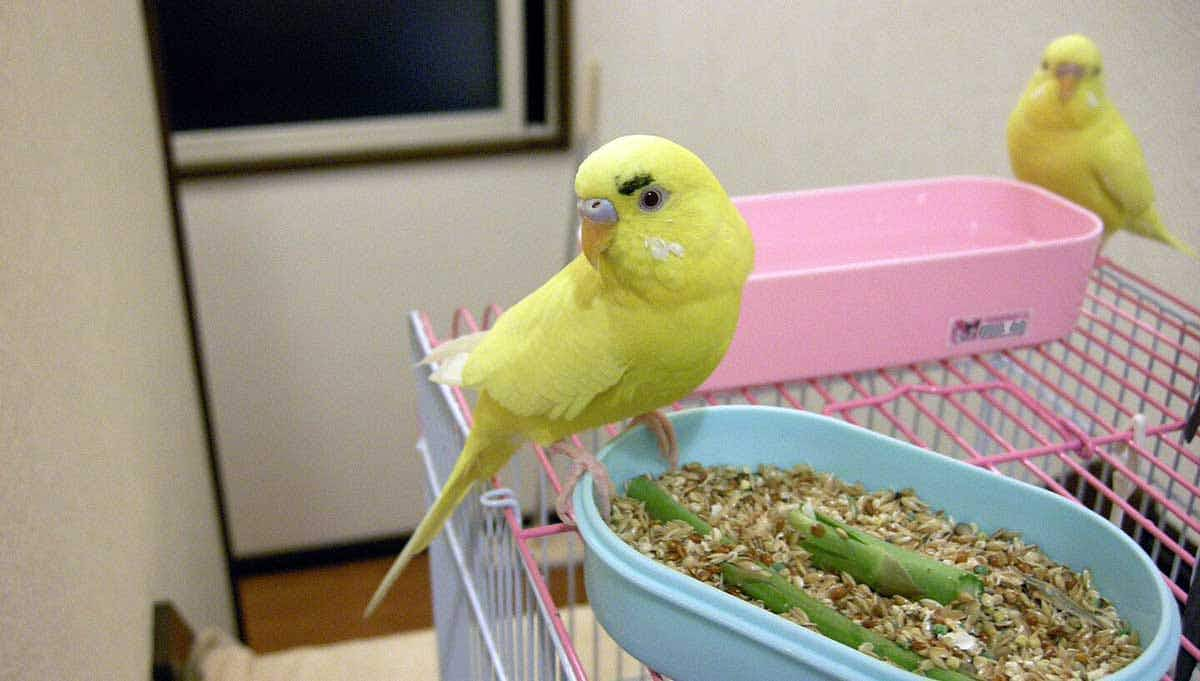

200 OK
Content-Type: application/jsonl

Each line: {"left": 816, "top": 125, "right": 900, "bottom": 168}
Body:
{"left": 573, "top": 406, "right": 1181, "bottom": 681}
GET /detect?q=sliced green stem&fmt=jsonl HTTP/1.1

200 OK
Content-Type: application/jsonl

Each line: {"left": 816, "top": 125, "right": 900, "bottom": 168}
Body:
{"left": 625, "top": 475, "right": 712, "bottom": 535}
{"left": 787, "top": 509, "right": 982, "bottom": 605}
{"left": 722, "top": 562, "right": 976, "bottom": 681}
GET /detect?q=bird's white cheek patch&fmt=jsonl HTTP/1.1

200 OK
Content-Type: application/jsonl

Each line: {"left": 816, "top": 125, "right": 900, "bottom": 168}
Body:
{"left": 1086, "top": 91, "right": 1099, "bottom": 109}
{"left": 645, "top": 236, "right": 685, "bottom": 261}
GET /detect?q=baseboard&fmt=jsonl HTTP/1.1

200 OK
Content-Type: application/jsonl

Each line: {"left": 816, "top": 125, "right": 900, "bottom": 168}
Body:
{"left": 152, "top": 601, "right": 194, "bottom": 681}
{"left": 231, "top": 533, "right": 411, "bottom": 577}
{"left": 231, "top": 511, "right": 553, "bottom": 578}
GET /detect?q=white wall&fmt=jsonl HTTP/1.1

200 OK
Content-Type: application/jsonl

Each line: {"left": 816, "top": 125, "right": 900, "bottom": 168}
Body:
{"left": 179, "top": 1, "right": 1199, "bottom": 556}
{"left": 181, "top": 156, "right": 569, "bottom": 554}
{"left": 0, "top": 2, "right": 235, "bottom": 678}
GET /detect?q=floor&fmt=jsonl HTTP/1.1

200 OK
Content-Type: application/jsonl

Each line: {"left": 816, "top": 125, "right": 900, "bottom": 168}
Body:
{"left": 237, "top": 554, "right": 434, "bottom": 653}
{"left": 237, "top": 551, "right": 587, "bottom": 654}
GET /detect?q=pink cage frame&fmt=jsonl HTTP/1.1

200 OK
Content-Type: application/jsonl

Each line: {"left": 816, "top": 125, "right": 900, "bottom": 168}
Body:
{"left": 409, "top": 257, "right": 1198, "bottom": 681}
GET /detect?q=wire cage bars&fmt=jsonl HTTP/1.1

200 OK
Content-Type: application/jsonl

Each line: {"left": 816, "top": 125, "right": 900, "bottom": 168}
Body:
{"left": 407, "top": 258, "right": 1200, "bottom": 681}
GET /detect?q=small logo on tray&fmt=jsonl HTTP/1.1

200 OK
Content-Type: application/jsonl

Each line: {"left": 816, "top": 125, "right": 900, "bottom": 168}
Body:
{"left": 950, "top": 311, "right": 1029, "bottom": 345}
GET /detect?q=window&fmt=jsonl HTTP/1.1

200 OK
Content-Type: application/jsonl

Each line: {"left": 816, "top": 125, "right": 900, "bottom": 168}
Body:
{"left": 147, "top": 0, "right": 568, "bottom": 175}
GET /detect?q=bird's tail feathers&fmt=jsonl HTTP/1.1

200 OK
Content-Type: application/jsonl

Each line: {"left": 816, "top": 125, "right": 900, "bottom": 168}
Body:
{"left": 1157, "top": 231, "right": 1199, "bottom": 260}
{"left": 363, "top": 430, "right": 513, "bottom": 618}
{"left": 1133, "top": 211, "right": 1198, "bottom": 260}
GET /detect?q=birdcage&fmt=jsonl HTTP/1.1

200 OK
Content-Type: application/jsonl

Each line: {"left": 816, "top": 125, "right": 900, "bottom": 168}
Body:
{"left": 408, "top": 257, "right": 1199, "bottom": 681}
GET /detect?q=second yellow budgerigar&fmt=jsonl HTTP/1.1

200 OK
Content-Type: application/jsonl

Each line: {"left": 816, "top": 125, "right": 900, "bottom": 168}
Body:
{"left": 364, "top": 135, "right": 755, "bottom": 617}
{"left": 1007, "top": 34, "right": 1196, "bottom": 258}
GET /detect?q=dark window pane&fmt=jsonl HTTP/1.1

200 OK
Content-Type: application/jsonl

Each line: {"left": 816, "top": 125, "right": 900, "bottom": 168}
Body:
{"left": 523, "top": 0, "right": 545, "bottom": 124}
{"left": 155, "top": 1, "right": 500, "bottom": 131}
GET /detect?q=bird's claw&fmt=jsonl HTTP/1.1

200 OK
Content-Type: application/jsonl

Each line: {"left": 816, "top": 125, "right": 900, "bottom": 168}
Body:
{"left": 550, "top": 411, "right": 677, "bottom": 525}
{"left": 551, "top": 442, "right": 615, "bottom": 525}
{"left": 626, "top": 410, "right": 679, "bottom": 470}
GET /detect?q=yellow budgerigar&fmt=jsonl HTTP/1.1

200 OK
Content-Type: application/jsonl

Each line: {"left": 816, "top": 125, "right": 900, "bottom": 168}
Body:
{"left": 1007, "top": 34, "right": 1196, "bottom": 258}
{"left": 364, "top": 135, "right": 755, "bottom": 617}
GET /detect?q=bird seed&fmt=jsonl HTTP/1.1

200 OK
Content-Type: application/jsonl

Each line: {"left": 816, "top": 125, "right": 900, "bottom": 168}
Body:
{"left": 608, "top": 462, "right": 1141, "bottom": 680}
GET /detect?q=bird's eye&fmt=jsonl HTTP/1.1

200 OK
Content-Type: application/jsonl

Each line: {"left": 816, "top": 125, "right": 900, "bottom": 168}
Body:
{"left": 638, "top": 187, "right": 668, "bottom": 212}
{"left": 1092, "top": 66, "right": 1101, "bottom": 76}
{"left": 1041, "top": 60, "right": 1049, "bottom": 70}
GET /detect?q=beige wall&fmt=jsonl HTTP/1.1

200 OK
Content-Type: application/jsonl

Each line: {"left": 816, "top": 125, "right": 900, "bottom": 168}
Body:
{"left": 181, "top": 1, "right": 1199, "bottom": 556}
{"left": 1, "top": 2, "right": 234, "bottom": 679}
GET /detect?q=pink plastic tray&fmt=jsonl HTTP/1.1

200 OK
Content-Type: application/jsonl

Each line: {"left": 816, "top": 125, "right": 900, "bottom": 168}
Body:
{"left": 702, "top": 176, "right": 1102, "bottom": 391}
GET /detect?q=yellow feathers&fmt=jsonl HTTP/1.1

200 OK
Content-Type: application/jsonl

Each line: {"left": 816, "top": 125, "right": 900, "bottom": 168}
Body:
{"left": 364, "top": 135, "right": 754, "bottom": 616}
{"left": 1007, "top": 35, "right": 1196, "bottom": 259}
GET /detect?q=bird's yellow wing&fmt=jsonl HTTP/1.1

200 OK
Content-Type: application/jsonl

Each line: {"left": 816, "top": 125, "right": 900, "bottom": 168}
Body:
{"left": 1091, "top": 120, "right": 1155, "bottom": 220}
{"left": 461, "top": 256, "right": 629, "bottom": 423}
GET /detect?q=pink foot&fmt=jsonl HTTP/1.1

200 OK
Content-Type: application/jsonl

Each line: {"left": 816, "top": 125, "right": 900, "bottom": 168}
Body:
{"left": 625, "top": 410, "right": 679, "bottom": 470}
{"left": 551, "top": 442, "right": 615, "bottom": 525}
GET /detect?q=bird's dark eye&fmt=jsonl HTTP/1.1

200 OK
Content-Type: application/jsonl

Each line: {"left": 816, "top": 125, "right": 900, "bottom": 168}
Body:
{"left": 1041, "top": 60, "right": 1049, "bottom": 70}
{"left": 638, "top": 187, "right": 668, "bottom": 212}
{"left": 1092, "top": 66, "right": 1101, "bottom": 76}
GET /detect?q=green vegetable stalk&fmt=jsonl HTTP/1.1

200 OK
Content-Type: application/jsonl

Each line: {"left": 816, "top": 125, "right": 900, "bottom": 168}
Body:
{"left": 626, "top": 476, "right": 712, "bottom": 535}
{"left": 787, "top": 509, "right": 982, "bottom": 605}
{"left": 721, "top": 562, "right": 976, "bottom": 681}
{"left": 625, "top": 475, "right": 979, "bottom": 681}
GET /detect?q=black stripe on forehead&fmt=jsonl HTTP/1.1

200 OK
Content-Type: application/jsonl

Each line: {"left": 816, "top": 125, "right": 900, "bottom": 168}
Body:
{"left": 616, "top": 173, "right": 654, "bottom": 196}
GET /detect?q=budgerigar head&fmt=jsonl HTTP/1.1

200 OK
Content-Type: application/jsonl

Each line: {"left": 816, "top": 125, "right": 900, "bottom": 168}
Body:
{"left": 1017, "top": 34, "right": 1107, "bottom": 128}
{"left": 573, "top": 135, "right": 753, "bottom": 299}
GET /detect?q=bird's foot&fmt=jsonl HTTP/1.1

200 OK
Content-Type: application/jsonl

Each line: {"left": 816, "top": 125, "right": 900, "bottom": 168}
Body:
{"left": 551, "top": 442, "right": 615, "bottom": 525}
{"left": 625, "top": 410, "right": 679, "bottom": 470}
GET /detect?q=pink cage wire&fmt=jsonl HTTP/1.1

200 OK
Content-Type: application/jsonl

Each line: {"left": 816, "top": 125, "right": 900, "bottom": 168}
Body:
{"left": 407, "top": 257, "right": 1199, "bottom": 681}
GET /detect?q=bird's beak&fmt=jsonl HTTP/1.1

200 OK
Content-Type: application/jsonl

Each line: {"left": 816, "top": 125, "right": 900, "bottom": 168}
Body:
{"left": 1054, "top": 63, "right": 1085, "bottom": 103}
{"left": 578, "top": 198, "right": 618, "bottom": 268}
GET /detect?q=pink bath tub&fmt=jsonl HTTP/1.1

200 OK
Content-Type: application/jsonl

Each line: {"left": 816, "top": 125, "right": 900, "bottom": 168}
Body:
{"left": 701, "top": 176, "right": 1102, "bottom": 392}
